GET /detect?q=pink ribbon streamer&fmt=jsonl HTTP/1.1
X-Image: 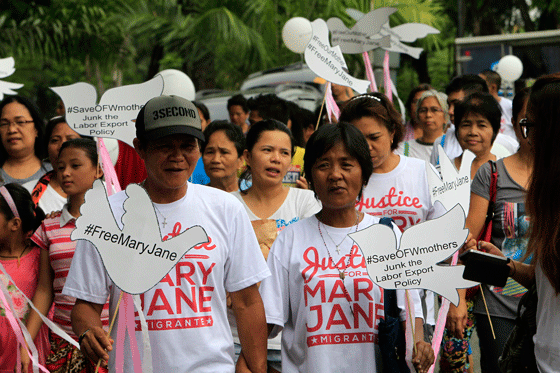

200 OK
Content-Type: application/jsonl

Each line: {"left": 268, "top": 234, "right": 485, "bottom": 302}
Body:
{"left": 97, "top": 139, "right": 143, "bottom": 372}
{"left": 383, "top": 51, "right": 392, "bottom": 102}
{"left": 325, "top": 82, "right": 340, "bottom": 122}
{"left": 98, "top": 138, "right": 121, "bottom": 195}
{"left": 362, "top": 52, "right": 378, "bottom": 92}
{"left": 427, "top": 251, "right": 460, "bottom": 373}
{"left": 116, "top": 294, "right": 142, "bottom": 373}
{"left": 0, "top": 271, "right": 49, "bottom": 373}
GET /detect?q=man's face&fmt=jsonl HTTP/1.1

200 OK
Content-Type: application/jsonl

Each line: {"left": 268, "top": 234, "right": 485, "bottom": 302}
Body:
{"left": 136, "top": 134, "right": 200, "bottom": 193}
{"left": 249, "top": 110, "right": 264, "bottom": 126}
{"left": 447, "top": 90, "right": 465, "bottom": 125}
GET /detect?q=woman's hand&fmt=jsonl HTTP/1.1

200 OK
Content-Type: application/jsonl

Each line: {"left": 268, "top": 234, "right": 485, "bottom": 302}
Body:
{"left": 478, "top": 240, "right": 505, "bottom": 257}
{"left": 18, "top": 344, "right": 30, "bottom": 373}
{"left": 412, "top": 340, "right": 435, "bottom": 373}
{"left": 295, "top": 176, "right": 309, "bottom": 189}
{"left": 446, "top": 299, "right": 468, "bottom": 339}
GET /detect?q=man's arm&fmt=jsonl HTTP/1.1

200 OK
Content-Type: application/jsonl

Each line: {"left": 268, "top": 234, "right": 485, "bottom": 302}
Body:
{"left": 230, "top": 284, "right": 268, "bottom": 373}
{"left": 72, "top": 299, "right": 114, "bottom": 365}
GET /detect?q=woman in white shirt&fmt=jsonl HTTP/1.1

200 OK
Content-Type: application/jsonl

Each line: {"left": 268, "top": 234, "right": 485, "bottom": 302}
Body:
{"left": 258, "top": 122, "right": 434, "bottom": 373}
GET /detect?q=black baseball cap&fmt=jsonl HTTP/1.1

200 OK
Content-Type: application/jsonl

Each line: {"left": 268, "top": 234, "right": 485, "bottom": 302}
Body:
{"left": 135, "top": 95, "right": 205, "bottom": 142}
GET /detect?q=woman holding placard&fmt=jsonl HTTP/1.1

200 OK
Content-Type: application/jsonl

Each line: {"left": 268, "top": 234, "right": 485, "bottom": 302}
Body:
{"left": 477, "top": 74, "right": 560, "bottom": 373}
{"left": 22, "top": 139, "right": 109, "bottom": 373}
{"left": 460, "top": 88, "right": 532, "bottom": 372}
{"left": 257, "top": 122, "right": 434, "bottom": 373}
{"left": 0, "top": 96, "right": 49, "bottom": 186}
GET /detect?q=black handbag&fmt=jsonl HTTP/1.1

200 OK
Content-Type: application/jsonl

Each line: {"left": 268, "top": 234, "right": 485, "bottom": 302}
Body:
{"left": 378, "top": 217, "right": 410, "bottom": 373}
{"left": 498, "top": 284, "right": 539, "bottom": 373}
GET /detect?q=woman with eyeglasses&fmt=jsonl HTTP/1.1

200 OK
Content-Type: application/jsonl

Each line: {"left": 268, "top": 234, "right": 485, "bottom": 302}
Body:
{"left": 442, "top": 89, "right": 533, "bottom": 373}
{"left": 0, "top": 96, "right": 49, "bottom": 186}
{"left": 399, "top": 90, "right": 449, "bottom": 163}
{"left": 339, "top": 92, "right": 445, "bottom": 344}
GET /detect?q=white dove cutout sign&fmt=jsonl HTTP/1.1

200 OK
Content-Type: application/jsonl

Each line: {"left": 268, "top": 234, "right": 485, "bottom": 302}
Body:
{"left": 0, "top": 57, "right": 24, "bottom": 99}
{"left": 304, "top": 19, "right": 371, "bottom": 94}
{"left": 351, "top": 147, "right": 477, "bottom": 305}
{"left": 345, "top": 9, "right": 440, "bottom": 59}
{"left": 71, "top": 180, "right": 209, "bottom": 294}
{"left": 351, "top": 205, "right": 478, "bottom": 306}
{"left": 51, "top": 75, "right": 164, "bottom": 147}
{"left": 427, "top": 146, "right": 475, "bottom": 212}
{"left": 326, "top": 7, "right": 396, "bottom": 54}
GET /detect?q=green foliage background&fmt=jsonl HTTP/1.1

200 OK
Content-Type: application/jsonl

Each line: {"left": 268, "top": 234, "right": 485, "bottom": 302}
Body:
{"left": 0, "top": 0, "right": 553, "bottom": 118}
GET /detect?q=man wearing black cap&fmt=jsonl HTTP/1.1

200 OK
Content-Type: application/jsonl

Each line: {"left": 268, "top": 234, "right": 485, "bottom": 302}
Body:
{"left": 63, "top": 95, "right": 269, "bottom": 372}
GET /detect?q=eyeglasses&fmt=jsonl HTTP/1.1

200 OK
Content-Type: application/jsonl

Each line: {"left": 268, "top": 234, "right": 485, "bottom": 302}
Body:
{"left": 0, "top": 120, "right": 34, "bottom": 129}
{"left": 418, "top": 107, "right": 444, "bottom": 115}
{"left": 519, "top": 118, "right": 534, "bottom": 139}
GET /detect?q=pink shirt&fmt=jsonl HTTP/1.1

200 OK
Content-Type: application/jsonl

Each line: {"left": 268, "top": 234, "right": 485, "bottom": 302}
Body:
{"left": 32, "top": 206, "right": 109, "bottom": 340}
{"left": 0, "top": 247, "right": 50, "bottom": 372}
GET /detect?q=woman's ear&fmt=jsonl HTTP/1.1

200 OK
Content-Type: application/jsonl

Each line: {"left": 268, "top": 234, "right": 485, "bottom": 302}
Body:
{"left": 96, "top": 164, "right": 104, "bottom": 179}
{"left": 8, "top": 217, "right": 22, "bottom": 233}
{"left": 243, "top": 149, "right": 251, "bottom": 167}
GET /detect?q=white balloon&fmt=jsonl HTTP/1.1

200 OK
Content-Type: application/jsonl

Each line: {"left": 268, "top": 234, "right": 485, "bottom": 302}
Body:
{"left": 282, "top": 17, "right": 313, "bottom": 54}
{"left": 156, "top": 69, "right": 196, "bottom": 100}
{"left": 497, "top": 55, "right": 523, "bottom": 82}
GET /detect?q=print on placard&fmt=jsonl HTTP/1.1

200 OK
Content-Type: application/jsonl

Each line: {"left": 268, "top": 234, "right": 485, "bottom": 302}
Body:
{"left": 327, "top": 8, "right": 396, "bottom": 54}
{"left": 352, "top": 205, "right": 478, "bottom": 306}
{"left": 71, "top": 180, "right": 208, "bottom": 294}
{"left": 51, "top": 75, "right": 164, "bottom": 146}
{"left": 304, "top": 19, "right": 370, "bottom": 93}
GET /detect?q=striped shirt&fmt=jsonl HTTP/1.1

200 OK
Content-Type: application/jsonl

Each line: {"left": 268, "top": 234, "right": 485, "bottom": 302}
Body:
{"left": 32, "top": 206, "right": 109, "bottom": 339}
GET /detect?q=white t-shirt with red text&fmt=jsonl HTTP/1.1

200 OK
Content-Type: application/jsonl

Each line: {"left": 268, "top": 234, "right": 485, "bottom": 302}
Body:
{"left": 260, "top": 214, "right": 423, "bottom": 373}
{"left": 63, "top": 183, "right": 270, "bottom": 373}
{"left": 356, "top": 155, "right": 444, "bottom": 232}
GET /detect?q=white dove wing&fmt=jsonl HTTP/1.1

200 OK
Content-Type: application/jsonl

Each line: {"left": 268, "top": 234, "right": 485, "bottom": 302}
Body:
{"left": 120, "top": 184, "right": 162, "bottom": 244}
{"left": 390, "top": 23, "right": 440, "bottom": 43}
{"left": 0, "top": 81, "right": 24, "bottom": 98}
{"left": 51, "top": 82, "right": 98, "bottom": 111}
{"left": 72, "top": 180, "right": 120, "bottom": 243}
{"left": 0, "top": 57, "right": 16, "bottom": 78}
{"left": 346, "top": 8, "right": 365, "bottom": 22}
{"left": 355, "top": 7, "right": 398, "bottom": 37}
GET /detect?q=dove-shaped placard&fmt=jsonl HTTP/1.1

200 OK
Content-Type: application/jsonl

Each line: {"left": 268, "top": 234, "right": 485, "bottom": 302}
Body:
{"left": 0, "top": 57, "right": 23, "bottom": 100}
{"left": 71, "top": 180, "right": 208, "bottom": 294}
{"left": 350, "top": 205, "right": 478, "bottom": 306}
{"left": 346, "top": 9, "right": 440, "bottom": 59}
{"left": 377, "top": 22, "right": 440, "bottom": 59}
{"left": 305, "top": 19, "right": 370, "bottom": 94}
{"left": 427, "top": 145, "right": 475, "bottom": 213}
{"left": 51, "top": 75, "right": 164, "bottom": 147}
{"left": 327, "top": 7, "right": 396, "bottom": 54}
